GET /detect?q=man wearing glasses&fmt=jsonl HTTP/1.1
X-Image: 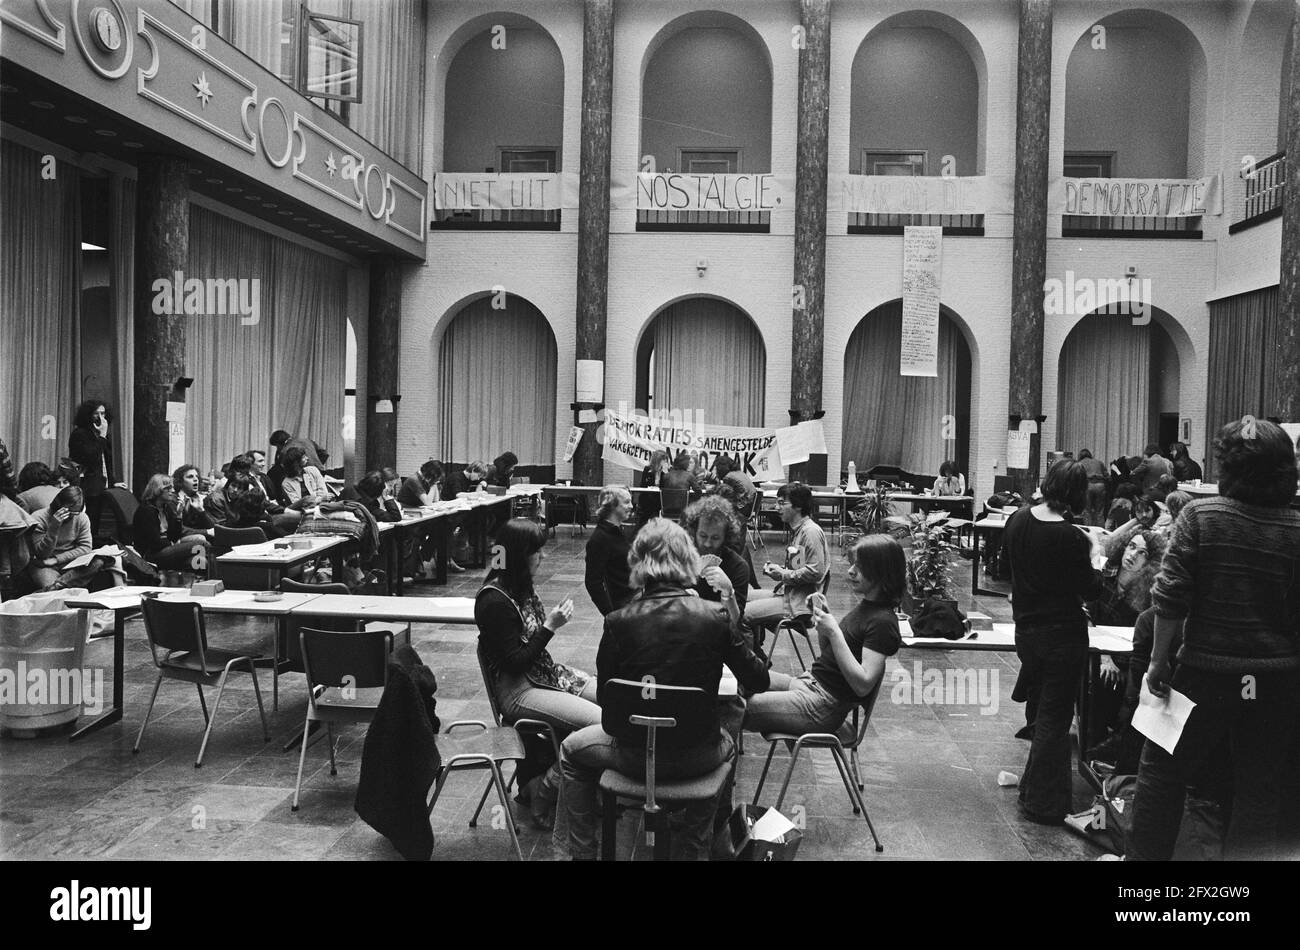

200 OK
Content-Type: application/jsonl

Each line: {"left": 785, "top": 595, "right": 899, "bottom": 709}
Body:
{"left": 742, "top": 482, "right": 830, "bottom": 653}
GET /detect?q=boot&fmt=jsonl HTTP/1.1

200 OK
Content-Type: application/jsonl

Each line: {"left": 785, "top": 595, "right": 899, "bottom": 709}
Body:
{"left": 526, "top": 772, "right": 559, "bottom": 831}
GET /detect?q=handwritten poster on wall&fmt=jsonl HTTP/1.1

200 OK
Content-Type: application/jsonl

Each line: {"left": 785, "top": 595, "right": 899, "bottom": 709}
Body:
{"left": 900, "top": 226, "right": 943, "bottom": 378}
{"left": 1006, "top": 430, "right": 1032, "bottom": 470}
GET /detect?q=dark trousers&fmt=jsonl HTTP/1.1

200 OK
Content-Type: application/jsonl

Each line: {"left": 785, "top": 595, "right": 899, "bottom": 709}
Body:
{"left": 1127, "top": 665, "right": 1300, "bottom": 860}
{"left": 1015, "top": 622, "right": 1088, "bottom": 819}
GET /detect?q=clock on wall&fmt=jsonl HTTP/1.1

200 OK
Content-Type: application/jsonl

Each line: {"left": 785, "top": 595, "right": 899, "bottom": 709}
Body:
{"left": 90, "top": 6, "right": 122, "bottom": 53}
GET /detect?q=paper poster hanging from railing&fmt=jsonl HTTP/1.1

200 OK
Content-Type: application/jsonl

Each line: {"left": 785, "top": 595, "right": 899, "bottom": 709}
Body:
{"left": 900, "top": 226, "right": 943, "bottom": 378}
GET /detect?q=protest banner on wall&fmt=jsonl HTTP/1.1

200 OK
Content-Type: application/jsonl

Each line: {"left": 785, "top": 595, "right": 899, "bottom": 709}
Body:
{"left": 616, "top": 173, "right": 796, "bottom": 212}
{"left": 834, "top": 175, "right": 1009, "bottom": 215}
{"left": 601, "top": 406, "right": 783, "bottom": 479}
{"left": 1053, "top": 176, "right": 1222, "bottom": 217}
{"left": 901, "top": 226, "right": 943, "bottom": 378}
{"left": 432, "top": 172, "right": 580, "bottom": 210}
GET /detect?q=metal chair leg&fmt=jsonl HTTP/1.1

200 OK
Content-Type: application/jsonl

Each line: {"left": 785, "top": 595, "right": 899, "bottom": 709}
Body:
{"left": 850, "top": 745, "right": 864, "bottom": 791}
{"left": 326, "top": 722, "right": 337, "bottom": 776}
{"left": 834, "top": 744, "right": 882, "bottom": 852}
{"left": 196, "top": 682, "right": 209, "bottom": 723}
{"left": 134, "top": 671, "right": 164, "bottom": 754}
{"left": 291, "top": 711, "right": 312, "bottom": 811}
{"left": 752, "top": 739, "right": 779, "bottom": 805}
{"left": 468, "top": 776, "right": 494, "bottom": 828}
{"left": 244, "top": 658, "right": 269, "bottom": 741}
{"left": 787, "top": 629, "right": 806, "bottom": 672}
{"left": 489, "top": 760, "right": 525, "bottom": 861}
{"left": 773, "top": 740, "right": 803, "bottom": 813}
{"left": 196, "top": 671, "right": 231, "bottom": 767}
{"left": 828, "top": 741, "right": 861, "bottom": 815}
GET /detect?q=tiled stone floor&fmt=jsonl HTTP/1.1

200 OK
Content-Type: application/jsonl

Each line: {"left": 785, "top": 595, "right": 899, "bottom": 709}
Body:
{"left": 0, "top": 528, "right": 1104, "bottom": 861}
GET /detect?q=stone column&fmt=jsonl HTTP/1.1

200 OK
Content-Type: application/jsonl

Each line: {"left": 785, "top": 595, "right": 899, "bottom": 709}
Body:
{"left": 1276, "top": 2, "right": 1300, "bottom": 420}
{"left": 366, "top": 256, "right": 402, "bottom": 470}
{"left": 572, "top": 0, "right": 614, "bottom": 485}
{"left": 132, "top": 156, "right": 188, "bottom": 493}
{"left": 789, "top": 0, "right": 831, "bottom": 484}
{"left": 1008, "top": 0, "right": 1052, "bottom": 496}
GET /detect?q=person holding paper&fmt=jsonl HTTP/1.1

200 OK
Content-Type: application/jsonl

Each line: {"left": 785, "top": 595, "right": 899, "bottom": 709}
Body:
{"left": 584, "top": 485, "right": 635, "bottom": 616}
{"left": 743, "top": 483, "right": 830, "bottom": 654}
{"left": 24, "top": 486, "right": 93, "bottom": 589}
{"left": 683, "top": 495, "right": 749, "bottom": 617}
{"left": 1127, "top": 419, "right": 1300, "bottom": 861}
{"left": 559, "top": 519, "right": 769, "bottom": 860}
{"left": 742, "top": 534, "right": 904, "bottom": 737}
{"left": 1002, "top": 459, "right": 1103, "bottom": 825}
{"left": 476, "top": 519, "right": 600, "bottom": 830}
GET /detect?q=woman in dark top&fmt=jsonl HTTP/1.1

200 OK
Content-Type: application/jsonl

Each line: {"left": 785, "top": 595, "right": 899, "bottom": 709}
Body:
{"left": 584, "top": 485, "right": 635, "bottom": 615}
{"left": 132, "top": 474, "right": 212, "bottom": 570}
{"left": 744, "top": 534, "right": 905, "bottom": 736}
{"left": 1002, "top": 458, "right": 1103, "bottom": 824}
{"left": 476, "top": 519, "right": 600, "bottom": 828}
{"left": 397, "top": 460, "right": 442, "bottom": 508}
{"left": 490, "top": 451, "right": 518, "bottom": 487}
{"left": 683, "top": 495, "right": 749, "bottom": 616}
{"left": 356, "top": 470, "right": 401, "bottom": 522}
{"left": 171, "top": 464, "right": 215, "bottom": 532}
{"left": 68, "top": 399, "right": 122, "bottom": 537}
{"left": 1167, "top": 441, "right": 1203, "bottom": 483}
{"left": 1129, "top": 419, "right": 1300, "bottom": 860}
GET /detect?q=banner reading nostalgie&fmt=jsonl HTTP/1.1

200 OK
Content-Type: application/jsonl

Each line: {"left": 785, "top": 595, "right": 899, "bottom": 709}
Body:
{"left": 600, "top": 407, "right": 783, "bottom": 479}
{"left": 616, "top": 173, "right": 797, "bottom": 212}
{"left": 901, "top": 226, "right": 943, "bottom": 378}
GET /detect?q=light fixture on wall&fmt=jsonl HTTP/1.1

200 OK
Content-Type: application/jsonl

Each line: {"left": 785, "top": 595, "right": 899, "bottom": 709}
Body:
{"left": 696, "top": 258, "right": 708, "bottom": 278}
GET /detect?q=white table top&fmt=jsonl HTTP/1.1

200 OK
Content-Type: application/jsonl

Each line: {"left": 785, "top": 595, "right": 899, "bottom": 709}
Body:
{"left": 64, "top": 587, "right": 324, "bottom": 615}
{"left": 216, "top": 535, "right": 347, "bottom": 565}
{"left": 289, "top": 594, "right": 477, "bottom": 624}
{"left": 903, "top": 622, "right": 1133, "bottom": 654}
{"left": 1179, "top": 482, "right": 1217, "bottom": 496}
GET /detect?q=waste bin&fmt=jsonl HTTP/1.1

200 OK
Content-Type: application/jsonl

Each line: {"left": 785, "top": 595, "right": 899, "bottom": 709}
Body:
{"left": 0, "top": 588, "right": 92, "bottom": 737}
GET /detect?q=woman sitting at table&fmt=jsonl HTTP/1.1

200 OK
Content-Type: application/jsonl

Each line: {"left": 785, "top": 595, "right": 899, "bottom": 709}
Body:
{"left": 134, "top": 474, "right": 213, "bottom": 571}
{"left": 356, "top": 470, "right": 402, "bottom": 523}
{"left": 683, "top": 495, "right": 749, "bottom": 616}
{"left": 584, "top": 485, "right": 635, "bottom": 616}
{"left": 641, "top": 449, "right": 671, "bottom": 488}
{"left": 933, "top": 460, "right": 966, "bottom": 497}
{"left": 659, "top": 452, "right": 700, "bottom": 494}
{"left": 743, "top": 534, "right": 904, "bottom": 737}
{"left": 397, "top": 459, "right": 442, "bottom": 508}
{"left": 476, "top": 518, "right": 601, "bottom": 829}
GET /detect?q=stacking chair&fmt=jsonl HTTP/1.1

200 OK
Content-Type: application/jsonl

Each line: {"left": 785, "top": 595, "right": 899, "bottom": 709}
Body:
{"left": 134, "top": 596, "right": 270, "bottom": 767}
{"left": 292, "top": 626, "right": 393, "bottom": 811}
{"left": 597, "top": 679, "right": 733, "bottom": 861}
{"left": 750, "top": 682, "right": 884, "bottom": 853}
{"left": 467, "top": 639, "right": 562, "bottom": 830}
{"left": 811, "top": 495, "right": 844, "bottom": 547}
{"left": 659, "top": 488, "right": 689, "bottom": 522}
{"left": 767, "top": 572, "right": 831, "bottom": 672}
{"left": 213, "top": 524, "right": 267, "bottom": 554}
{"left": 426, "top": 720, "right": 528, "bottom": 860}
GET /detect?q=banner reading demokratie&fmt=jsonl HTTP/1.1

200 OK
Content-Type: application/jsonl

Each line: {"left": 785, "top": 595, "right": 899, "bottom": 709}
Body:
{"left": 1055, "top": 176, "right": 1222, "bottom": 217}
{"left": 601, "top": 407, "right": 783, "bottom": 479}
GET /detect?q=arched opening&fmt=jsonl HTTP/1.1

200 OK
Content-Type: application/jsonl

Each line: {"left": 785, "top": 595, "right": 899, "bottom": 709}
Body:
{"left": 437, "top": 295, "right": 557, "bottom": 466}
{"left": 841, "top": 302, "right": 972, "bottom": 477}
{"left": 638, "top": 12, "right": 772, "bottom": 228}
{"left": 634, "top": 298, "right": 766, "bottom": 428}
{"left": 1064, "top": 9, "right": 1207, "bottom": 233}
{"left": 441, "top": 18, "right": 563, "bottom": 225}
{"left": 1056, "top": 310, "right": 1181, "bottom": 465}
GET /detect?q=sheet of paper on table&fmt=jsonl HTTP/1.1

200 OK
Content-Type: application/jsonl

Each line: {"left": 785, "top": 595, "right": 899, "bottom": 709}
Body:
{"left": 1132, "top": 680, "right": 1195, "bottom": 754}
{"left": 751, "top": 806, "right": 797, "bottom": 842}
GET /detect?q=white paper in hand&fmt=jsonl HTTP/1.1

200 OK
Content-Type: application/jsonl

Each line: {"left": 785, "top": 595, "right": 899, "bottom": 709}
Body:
{"left": 751, "top": 807, "right": 797, "bottom": 842}
{"left": 1131, "top": 678, "right": 1195, "bottom": 754}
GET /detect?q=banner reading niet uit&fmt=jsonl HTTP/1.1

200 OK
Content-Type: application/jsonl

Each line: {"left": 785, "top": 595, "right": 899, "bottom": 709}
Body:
{"left": 601, "top": 407, "right": 783, "bottom": 479}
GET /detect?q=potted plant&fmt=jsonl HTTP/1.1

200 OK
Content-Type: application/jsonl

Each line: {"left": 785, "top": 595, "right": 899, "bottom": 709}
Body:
{"left": 885, "top": 511, "right": 957, "bottom": 614}
{"left": 852, "top": 483, "right": 895, "bottom": 537}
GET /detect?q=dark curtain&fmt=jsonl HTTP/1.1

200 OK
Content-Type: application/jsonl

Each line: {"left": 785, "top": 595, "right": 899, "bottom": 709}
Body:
{"left": 1206, "top": 287, "right": 1279, "bottom": 479}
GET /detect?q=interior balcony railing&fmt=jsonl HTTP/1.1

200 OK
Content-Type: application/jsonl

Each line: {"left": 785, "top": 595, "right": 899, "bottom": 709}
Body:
{"left": 1061, "top": 215, "right": 1201, "bottom": 239}
{"left": 848, "top": 213, "right": 984, "bottom": 235}
{"left": 635, "top": 210, "right": 771, "bottom": 233}
{"left": 1229, "top": 151, "right": 1285, "bottom": 235}
{"left": 429, "top": 209, "right": 561, "bottom": 231}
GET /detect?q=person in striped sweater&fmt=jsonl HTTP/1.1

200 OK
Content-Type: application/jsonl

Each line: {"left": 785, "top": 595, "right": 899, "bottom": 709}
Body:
{"left": 1127, "top": 419, "right": 1300, "bottom": 861}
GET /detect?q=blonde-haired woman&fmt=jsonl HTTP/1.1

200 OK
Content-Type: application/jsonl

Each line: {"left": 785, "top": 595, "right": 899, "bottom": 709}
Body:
{"left": 584, "top": 484, "right": 635, "bottom": 615}
{"left": 132, "top": 474, "right": 213, "bottom": 570}
{"left": 559, "top": 518, "right": 769, "bottom": 859}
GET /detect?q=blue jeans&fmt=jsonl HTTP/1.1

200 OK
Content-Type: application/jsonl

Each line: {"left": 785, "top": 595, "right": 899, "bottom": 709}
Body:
{"left": 561, "top": 723, "right": 735, "bottom": 860}
{"left": 1127, "top": 665, "right": 1300, "bottom": 860}
{"left": 1015, "top": 622, "right": 1088, "bottom": 819}
{"left": 743, "top": 671, "right": 851, "bottom": 735}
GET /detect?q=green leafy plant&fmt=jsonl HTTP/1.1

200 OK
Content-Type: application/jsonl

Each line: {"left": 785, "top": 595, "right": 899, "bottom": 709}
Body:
{"left": 885, "top": 511, "right": 957, "bottom": 603}
{"left": 852, "top": 484, "right": 895, "bottom": 536}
